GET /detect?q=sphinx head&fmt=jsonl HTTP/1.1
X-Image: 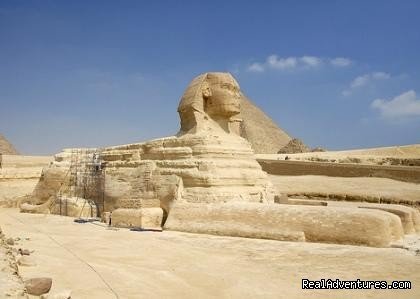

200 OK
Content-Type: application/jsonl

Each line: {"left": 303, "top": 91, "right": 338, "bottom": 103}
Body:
{"left": 177, "top": 72, "right": 241, "bottom": 134}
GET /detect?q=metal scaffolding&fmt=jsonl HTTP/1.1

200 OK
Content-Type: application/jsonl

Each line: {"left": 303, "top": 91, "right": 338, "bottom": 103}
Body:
{"left": 54, "top": 149, "right": 105, "bottom": 218}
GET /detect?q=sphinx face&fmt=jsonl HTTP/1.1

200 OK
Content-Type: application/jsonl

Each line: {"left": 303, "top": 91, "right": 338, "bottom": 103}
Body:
{"left": 205, "top": 77, "right": 241, "bottom": 119}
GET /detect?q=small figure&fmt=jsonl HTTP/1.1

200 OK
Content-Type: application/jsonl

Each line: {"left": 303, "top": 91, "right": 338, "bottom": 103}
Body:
{"left": 93, "top": 152, "right": 101, "bottom": 171}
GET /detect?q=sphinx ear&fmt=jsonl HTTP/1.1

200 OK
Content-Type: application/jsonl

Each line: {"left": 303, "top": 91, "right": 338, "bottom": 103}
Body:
{"left": 202, "top": 82, "right": 212, "bottom": 98}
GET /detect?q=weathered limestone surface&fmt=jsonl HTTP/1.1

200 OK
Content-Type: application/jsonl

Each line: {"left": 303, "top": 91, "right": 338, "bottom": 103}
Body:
{"left": 0, "top": 155, "right": 52, "bottom": 207}
{"left": 358, "top": 203, "right": 420, "bottom": 234}
{"left": 31, "top": 166, "right": 68, "bottom": 205}
{"left": 111, "top": 208, "right": 163, "bottom": 229}
{"left": 17, "top": 163, "right": 68, "bottom": 214}
{"left": 165, "top": 202, "right": 404, "bottom": 247}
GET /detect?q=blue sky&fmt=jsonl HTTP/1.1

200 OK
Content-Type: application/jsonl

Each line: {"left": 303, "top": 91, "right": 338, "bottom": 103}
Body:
{"left": 1, "top": 0, "right": 419, "bottom": 155}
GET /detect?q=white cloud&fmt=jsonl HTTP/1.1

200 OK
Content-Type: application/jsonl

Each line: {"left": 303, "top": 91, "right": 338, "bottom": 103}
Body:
{"left": 247, "top": 62, "right": 264, "bottom": 72}
{"left": 350, "top": 74, "right": 371, "bottom": 88}
{"left": 343, "top": 71, "right": 391, "bottom": 96}
{"left": 300, "top": 56, "right": 322, "bottom": 67}
{"left": 371, "top": 90, "right": 420, "bottom": 119}
{"left": 372, "top": 72, "right": 391, "bottom": 80}
{"left": 355, "top": 72, "right": 390, "bottom": 87}
{"left": 247, "top": 55, "right": 352, "bottom": 73}
{"left": 267, "top": 55, "right": 297, "bottom": 69}
{"left": 330, "top": 57, "right": 352, "bottom": 67}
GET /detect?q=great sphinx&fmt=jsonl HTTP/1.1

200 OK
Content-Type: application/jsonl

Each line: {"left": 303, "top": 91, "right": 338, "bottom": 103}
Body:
{"left": 20, "top": 72, "right": 418, "bottom": 247}
{"left": 104, "top": 72, "right": 275, "bottom": 226}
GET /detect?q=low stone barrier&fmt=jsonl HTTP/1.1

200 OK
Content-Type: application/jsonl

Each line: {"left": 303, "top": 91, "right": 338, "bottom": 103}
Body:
{"left": 258, "top": 159, "right": 420, "bottom": 183}
{"left": 165, "top": 202, "right": 404, "bottom": 247}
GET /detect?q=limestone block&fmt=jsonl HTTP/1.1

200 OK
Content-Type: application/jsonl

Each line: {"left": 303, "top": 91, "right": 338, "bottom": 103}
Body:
{"left": 141, "top": 208, "right": 164, "bottom": 229}
{"left": 358, "top": 203, "right": 420, "bottom": 234}
{"left": 112, "top": 207, "right": 163, "bottom": 230}
{"left": 165, "top": 202, "right": 404, "bottom": 247}
{"left": 104, "top": 161, "right": 159, "bottom": 211}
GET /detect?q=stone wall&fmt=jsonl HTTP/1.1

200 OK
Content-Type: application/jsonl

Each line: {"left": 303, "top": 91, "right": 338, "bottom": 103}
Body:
{"left": 258, "top": 159, "right": 420, "bottom": 183}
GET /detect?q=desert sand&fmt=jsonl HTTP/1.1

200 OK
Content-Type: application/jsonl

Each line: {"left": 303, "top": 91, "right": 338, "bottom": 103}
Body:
{"left": 1, "top": 208, "right": 420, "bottom": 299}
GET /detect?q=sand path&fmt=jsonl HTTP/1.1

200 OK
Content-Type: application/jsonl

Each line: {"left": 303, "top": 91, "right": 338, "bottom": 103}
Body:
{"left": 1, "top": 208, "right": 420, "bottom": 298}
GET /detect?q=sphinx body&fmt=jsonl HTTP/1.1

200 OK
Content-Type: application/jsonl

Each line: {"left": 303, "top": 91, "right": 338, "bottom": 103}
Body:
{"left": 22, "top": 73, "right": 274, "bottom": 226}
{"left": 20, "top": 72, "right": 419, "bottom": 247}
{"left": 101, "top": 73, "right": 275, "bottom": 227}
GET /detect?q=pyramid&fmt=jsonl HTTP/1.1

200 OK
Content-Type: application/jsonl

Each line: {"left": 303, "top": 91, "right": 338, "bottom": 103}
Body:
{"left": 239, "top": 95, "right": 292, "bottom": 154}
{"left": 0, "top": 134, "right": 19, "bottom": 155}
{"left": 277, "top": 138, "right": 309, "bottom": 154}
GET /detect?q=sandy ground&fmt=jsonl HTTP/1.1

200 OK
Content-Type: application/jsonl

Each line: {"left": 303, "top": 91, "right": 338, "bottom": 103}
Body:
{"left": 257, "top": 144, "right": 420, "bottom": 165}
{"left": 270, "top": 175, "right": 420, "bottom": 203}
{"left": 0, "top": 208, "right": 419, "bottom": 299}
